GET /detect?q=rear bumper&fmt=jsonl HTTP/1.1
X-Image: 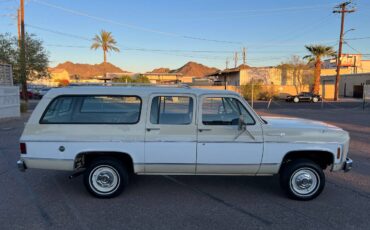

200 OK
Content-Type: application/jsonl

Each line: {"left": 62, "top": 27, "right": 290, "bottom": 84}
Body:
{"left": 17, "top": 159, "right": 27, "bottom": 172}
{"left": 343, "top": 157, "right": 353, "bottom": 172}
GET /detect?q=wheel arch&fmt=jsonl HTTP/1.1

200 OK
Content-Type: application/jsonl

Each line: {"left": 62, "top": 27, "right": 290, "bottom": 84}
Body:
{"left": 74, "top": 151, "right": 135, "bottom": 174}
{"left": 279, "top": 150, "right": 335, "bottom": 173}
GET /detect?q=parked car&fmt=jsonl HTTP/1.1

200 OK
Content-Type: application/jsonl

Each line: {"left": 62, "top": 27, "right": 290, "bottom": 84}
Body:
{"left": 17, "top": 85, "right": 352, "bottom": 200}
{"left": 38, "top": 87, "right": 51, "bottom": 98}
{"left": 286, "top": 92, "right": 321, "bottom": 103}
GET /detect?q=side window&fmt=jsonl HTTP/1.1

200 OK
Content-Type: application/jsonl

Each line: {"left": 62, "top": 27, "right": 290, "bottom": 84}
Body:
{"left": 40, "top": 95, "right": 141, "bottom": 124}
{"left": 150, "top": 96, "right": 193, "bottom": 125}
{"left": 202, "top": 97, "right": 255, "bottom": 125}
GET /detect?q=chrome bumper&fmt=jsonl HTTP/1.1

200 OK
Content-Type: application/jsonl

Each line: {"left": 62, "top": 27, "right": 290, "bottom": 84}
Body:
{"left": 343, "top": 158, "right": 353, "bottom": 172}
{"left": 17, "top": 159, "right": 26, "bottom": 172}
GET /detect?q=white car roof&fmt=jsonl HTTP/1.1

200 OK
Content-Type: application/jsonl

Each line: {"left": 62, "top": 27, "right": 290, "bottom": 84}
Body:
{"left": 44, "top": 86, "right": 239, "bottom": 98}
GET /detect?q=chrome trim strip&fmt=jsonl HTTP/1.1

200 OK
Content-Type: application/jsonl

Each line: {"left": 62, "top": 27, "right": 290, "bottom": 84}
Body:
{"left": 264, "top": 141, "right": 342, "bottom": 144}
{"left": 22, "top": 157, "right": 73, "bottom": 162}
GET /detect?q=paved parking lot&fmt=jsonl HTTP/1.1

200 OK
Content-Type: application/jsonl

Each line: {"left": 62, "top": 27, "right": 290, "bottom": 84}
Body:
{"left": 0, "top": 101, "right": 369, "bottom": 230}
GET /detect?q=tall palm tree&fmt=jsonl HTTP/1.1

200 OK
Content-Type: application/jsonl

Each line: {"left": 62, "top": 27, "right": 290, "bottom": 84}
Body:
{"left": 91, "top": 30, "right": 120, "bottom": 63}
{"left": 303, "top": 45, "right": 336, "bottom": 94}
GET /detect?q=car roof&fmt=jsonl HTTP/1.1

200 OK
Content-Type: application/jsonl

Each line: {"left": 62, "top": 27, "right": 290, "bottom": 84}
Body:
{"left": 44, "top": 85, "right": 239, "bottom": 99}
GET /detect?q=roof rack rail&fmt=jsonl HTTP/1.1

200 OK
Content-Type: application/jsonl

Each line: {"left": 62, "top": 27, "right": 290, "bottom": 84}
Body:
{"left": 67, "top": 82, "right": 191, "bottom": 88}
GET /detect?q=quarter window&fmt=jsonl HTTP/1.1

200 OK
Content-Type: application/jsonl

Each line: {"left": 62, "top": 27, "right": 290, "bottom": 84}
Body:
{"left": 40, "top": 95, "right": 141, "bottom": 124}
{"left": 150, "top": 96, "right": 193, "bottom": 125}
{"left": 202, "top": 97, "right": 254, "bottom": 125}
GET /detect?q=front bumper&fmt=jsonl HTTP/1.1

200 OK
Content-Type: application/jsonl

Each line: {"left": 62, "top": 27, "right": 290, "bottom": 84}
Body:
{"left": 17, "top": 159, "right": 27, "bottom": 172}
{"left": 343, "top": 157, "right": 353, "bottom": 172}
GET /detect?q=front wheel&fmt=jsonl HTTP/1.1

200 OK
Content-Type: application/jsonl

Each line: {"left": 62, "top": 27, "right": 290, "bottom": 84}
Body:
{"left": 280, "top": 159, "right": 325, "bottom": 200}
{"left": 293, "top": 97, "right": 299, "bottom": 103}
{"left": 84, "top": 157, "right": 128, "bottom": 198}
{"left": 312, "top": 97, "right": 319, "bottom": 103}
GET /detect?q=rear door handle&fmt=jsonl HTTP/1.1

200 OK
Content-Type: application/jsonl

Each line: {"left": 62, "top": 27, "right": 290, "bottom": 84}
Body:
{"left": 198, "top": 128, "right": 212, "bottom": 132}
{"left": 146, "top": 128, "right": 160, "bottom": 132}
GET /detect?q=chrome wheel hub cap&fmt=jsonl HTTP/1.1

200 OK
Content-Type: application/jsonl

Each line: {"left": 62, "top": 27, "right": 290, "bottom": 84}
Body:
{"left": 90, "top": 166, "right": 120, "bottom": 194}
{"left": 290, "top": 168, "right": 319, "bottom": 196}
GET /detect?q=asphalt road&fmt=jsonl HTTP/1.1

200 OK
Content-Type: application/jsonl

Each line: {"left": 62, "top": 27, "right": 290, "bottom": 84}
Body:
{"left": 0, "top": 103, "right": 369, "bottom": 230}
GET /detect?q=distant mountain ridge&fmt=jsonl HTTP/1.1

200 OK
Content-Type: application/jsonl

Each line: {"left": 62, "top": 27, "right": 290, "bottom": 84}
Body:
{"left": 149, "top": 61, "right": 219, "bottom": 77}
{"left": 51, "top": 61, "right": 127, "bottom": 79}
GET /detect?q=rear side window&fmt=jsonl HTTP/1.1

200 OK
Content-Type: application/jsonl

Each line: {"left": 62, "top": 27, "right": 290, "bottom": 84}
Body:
{"left": 150, "top": 96, "right": 193, "bottom": 125}
{"left": 40, "top": 95, "right": 141, "bottom": 124}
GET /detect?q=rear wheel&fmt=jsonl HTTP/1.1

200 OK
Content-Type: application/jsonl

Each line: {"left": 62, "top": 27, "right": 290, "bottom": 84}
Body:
{"left": 293, "top": 97, "right": 299, "bottom": 103}
{"left": 312, "top": 97, "right": 319, "bottom": 103}
{"left": 280, "top": 159, "right": 325, "bottom": 200}
{"left": 84, "top": 157, "right": 128, "bottom": 198}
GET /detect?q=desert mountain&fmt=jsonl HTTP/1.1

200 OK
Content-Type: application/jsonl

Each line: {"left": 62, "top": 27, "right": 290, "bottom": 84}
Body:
{"left": 51, "top": 61, "right": 127, "bottom": 79}
{"left": 149, "top": 62, "right": 219, "bottom": 77}
{"left": 172, "top": 61, "right": 219, "bottom": 77}
{"left": 150, "top": 68, "right": 171, "bottom": 73}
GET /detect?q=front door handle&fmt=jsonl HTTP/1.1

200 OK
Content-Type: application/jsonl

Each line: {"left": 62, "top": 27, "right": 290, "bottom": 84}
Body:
{"left": 146, "top": 128, "right": 160, "bottom": 132}
{"left": 198, "top": 128, "right": 212, "bottom": 132}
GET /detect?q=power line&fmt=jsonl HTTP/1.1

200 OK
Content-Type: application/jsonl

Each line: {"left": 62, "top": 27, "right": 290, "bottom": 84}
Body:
{"left": 203, "top": 3, "right": 334, "bottom": 14}
{"left": 32, "top": 0, "right": 242, "bottom": 45}
{"left": 26, "top": 23, "right": 92, "bottom": 41}
{"left": 344, "top": 42, "right": 362, "bottom": 54}
{"left": 345, "top": 36, "right": 370, "bottom": 40}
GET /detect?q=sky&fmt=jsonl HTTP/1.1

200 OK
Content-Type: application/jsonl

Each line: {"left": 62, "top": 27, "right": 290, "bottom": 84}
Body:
{"left": 1, "top": 0, "right": 370, "bottom": 72}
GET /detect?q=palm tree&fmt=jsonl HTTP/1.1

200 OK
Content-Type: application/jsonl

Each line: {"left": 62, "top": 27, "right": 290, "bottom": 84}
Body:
{"left": 91, "top": 30, "right": 120, "bottom": 63}
{"left": 303, "top": 45, "right": 336, "bottom": 94}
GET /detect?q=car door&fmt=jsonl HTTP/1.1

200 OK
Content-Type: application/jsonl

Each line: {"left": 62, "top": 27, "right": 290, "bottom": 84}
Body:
{"left": 196, "top": 95, "right": 263, "bottom": 174}
{"left": 144, "top": 94, "right": 197, "bottom": 174}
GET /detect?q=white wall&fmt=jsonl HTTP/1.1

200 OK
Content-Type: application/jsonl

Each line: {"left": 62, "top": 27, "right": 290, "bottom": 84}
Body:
{"left": 0, "top": 86, "right": 20, "bottom": 119}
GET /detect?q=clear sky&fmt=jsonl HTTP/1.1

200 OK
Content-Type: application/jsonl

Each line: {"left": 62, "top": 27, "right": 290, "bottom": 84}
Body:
{"left": 1, "top": 0, "right": 369, "bottom": 72}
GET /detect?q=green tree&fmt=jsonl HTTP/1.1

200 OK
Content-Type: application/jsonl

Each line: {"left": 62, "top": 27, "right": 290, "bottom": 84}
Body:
{"left": 91, "top": 30, "right": 120, "bottom": 63}
{"left": 303, "top": 45, "right": 336, "bottom": 94}
{"left": 0, "top": 33, "right": 16, "bottom": 65}
{"left": 133, "top": 74, "right": 150, "bottom": 83}
{"left": 113, "top": 75, "right": 133, "bottom": 83}
{"left": 0, "top": 33, "right": 49, "bottom": 84}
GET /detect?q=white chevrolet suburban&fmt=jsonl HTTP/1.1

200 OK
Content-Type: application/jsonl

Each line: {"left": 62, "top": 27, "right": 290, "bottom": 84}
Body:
{"left": 17, "top": 85, "right": 352, "bottom": 200}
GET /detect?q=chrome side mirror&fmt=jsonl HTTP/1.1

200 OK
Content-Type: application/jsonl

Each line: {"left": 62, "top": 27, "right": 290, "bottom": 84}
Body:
{"left": 238, "top": 115, "right": 246, "bottom": 131}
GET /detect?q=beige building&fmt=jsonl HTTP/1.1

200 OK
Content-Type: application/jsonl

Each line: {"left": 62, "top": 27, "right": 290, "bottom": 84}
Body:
{"left": 142, "top": 72, "right": 184, "bottom": 84}
{"left": 322, "top": 54, "right": 370, "bottom": 75}
{"left": 321, "top": 73, "right": 370, "bottom": 98}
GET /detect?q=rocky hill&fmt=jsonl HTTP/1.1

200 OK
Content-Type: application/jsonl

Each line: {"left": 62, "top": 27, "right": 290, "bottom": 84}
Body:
{"left": 149, "top": 62, "right": 219, "bottom": 77}
{"left": 150, "top": 68, "right": 171, "bottom": 73}
{"left": 51, "top": 61, "right": 127, "bottom": 79}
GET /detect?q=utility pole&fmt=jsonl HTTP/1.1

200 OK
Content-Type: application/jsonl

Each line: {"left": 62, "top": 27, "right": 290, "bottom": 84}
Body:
{"left": 242, "top": 47, "right": 246, "bottom": 65}
{"left": 234, "top": 52, "right": 238, "bottom": 68}
{"left": 333, "top": 1, "right": 355, "bottom": 101}
{"left": 17, "top": 8, "right": 21, "bottom": 47}
{"left": 20, "top": 0, "right": 27, "bottom": 102}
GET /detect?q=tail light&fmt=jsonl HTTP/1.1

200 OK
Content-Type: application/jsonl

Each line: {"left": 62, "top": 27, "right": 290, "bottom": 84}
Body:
{"left": 20, "top": 143, "right": 27, "bottom": 154}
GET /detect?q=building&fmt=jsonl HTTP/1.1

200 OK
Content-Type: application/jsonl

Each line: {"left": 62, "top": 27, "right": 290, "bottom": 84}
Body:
{"left": 0, "top": 63, "right": 13, "bottom": 86}
{"left": 142, "top": 72, "right": 184, "bottom": 84}
{"left": 207, "top": 64, "right": 249, "bottom": 86}
{"left": 321, "top": 73, "right": 370, "bottom": 98}
{"left": 0, "top": 63, "right": 20, "bottom": 118}
{"left": 322, "top": 54, "right": 370, "bottom": 75}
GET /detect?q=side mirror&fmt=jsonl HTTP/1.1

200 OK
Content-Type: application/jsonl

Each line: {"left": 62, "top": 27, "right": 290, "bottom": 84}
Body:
{"left": 238, "top": 115, "right": 246, "bottom": 131}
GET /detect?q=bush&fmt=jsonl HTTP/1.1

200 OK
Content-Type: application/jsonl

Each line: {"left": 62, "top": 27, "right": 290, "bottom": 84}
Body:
{"left": 241, "top": 83, "right": 279, "bottom": 101}
{"left": 240, "top": 83, "right": 263, "bottom": 101}
{"left": 113, "top": 75, "right": 133, "bottom": 83}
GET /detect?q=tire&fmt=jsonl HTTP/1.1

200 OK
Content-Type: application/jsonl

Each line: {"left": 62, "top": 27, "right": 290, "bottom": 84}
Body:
{"left": 293, "top": 97, "right": 299, "bottom": 103}
{"left": 312, "top": 97, "right": 319, "bottom": 103}
{"left": 83, "top": 157, "right": 128, "bottom": 198}
{"left": 280, "top": 159, "right": 325, "bottom": 201}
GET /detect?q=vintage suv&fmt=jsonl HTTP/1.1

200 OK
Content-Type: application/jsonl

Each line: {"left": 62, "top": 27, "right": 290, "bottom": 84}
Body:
{"left": 17, "top": 85, "right": 352, "bottom": 200}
